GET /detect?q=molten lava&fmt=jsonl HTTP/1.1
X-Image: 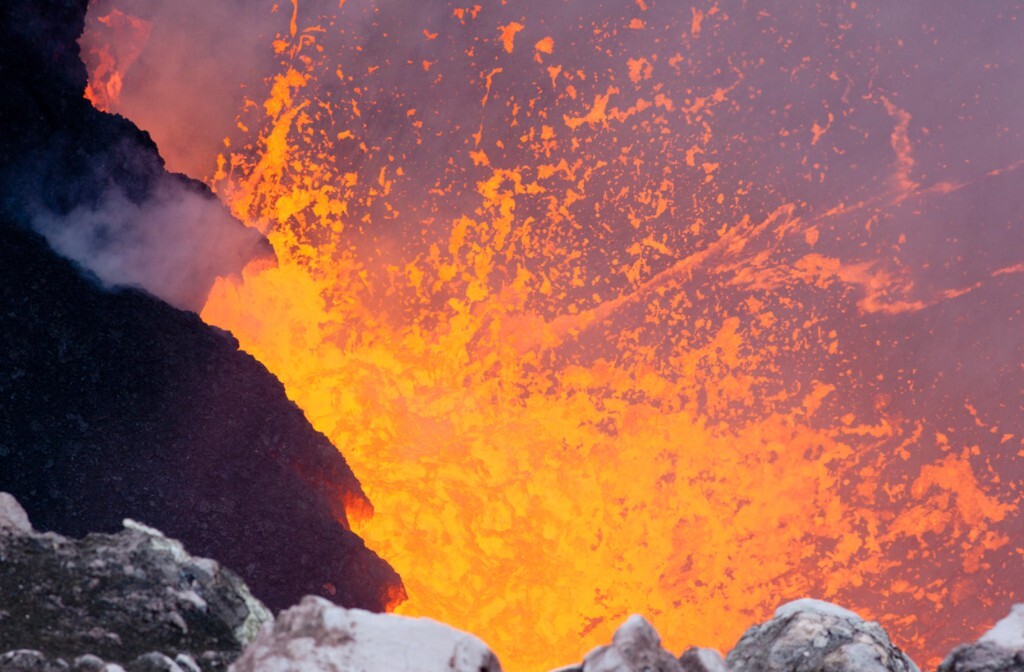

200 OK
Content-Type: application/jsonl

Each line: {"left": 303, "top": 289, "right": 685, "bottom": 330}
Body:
{"left": 82, "top": 2, "right": 1023, "bottom": 671}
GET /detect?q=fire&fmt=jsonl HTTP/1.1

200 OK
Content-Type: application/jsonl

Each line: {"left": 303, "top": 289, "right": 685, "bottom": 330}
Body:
{"left": 83, "top": 2, "right": 1023, "bottom": 671}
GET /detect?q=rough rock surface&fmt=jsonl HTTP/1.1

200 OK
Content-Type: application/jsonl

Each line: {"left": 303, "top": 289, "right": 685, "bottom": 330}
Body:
{"left": 0, "top": 0, "right": 269, "bottom": 311}
{"left": 0, "top": 494, "right": 270, "bottom": 671}
{"left": 548, "top": 617, "right": 727, "bottom": 672}
{"left": 939, "top": 605, "right": 1024, "bottom": 672}
{"left": 0, "top": 0, "right": 402, "bottom": 612}
{"left": 582, "top": 615, "right": 685, "bottom": 672}
{"left": 0, "top": 492, "right": 32, "bottom": 533}
{"left": 679, "top": 647, "right": 729, "bottom": 672}
{"left": 726, "top": 599, "right": 919, "bottom": 672}
{"left": 229, "top": 596, "right": 502, "bottom": 672}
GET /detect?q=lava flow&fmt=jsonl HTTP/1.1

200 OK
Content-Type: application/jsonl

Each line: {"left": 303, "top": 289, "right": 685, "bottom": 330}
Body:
{"left": 81, "top": 1, "right": 1023, "bottom": 670}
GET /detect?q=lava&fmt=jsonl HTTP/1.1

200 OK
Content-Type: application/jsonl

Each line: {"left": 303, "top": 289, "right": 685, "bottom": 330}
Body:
{"left": 81, "top": 2, "right": 1023, "bottom": 671}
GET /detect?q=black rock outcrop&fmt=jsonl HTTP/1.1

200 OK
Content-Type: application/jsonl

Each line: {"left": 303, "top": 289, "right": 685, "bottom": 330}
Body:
{"left": 0, "top": 0, "right": 271, "bottom": 312}
{"left": 0, "top": 493, "right": 269, "bottom": 671}
{"left": 0, "top": 0, "right": 402, "bottom": 612}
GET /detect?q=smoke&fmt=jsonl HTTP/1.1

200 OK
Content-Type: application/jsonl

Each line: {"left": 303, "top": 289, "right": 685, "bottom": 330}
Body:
{"left": 0, "top": 0, "right": 279, "bottom": 315}
{"left": 81, "top": 0, "right": 289, "bottom": 179}
{"left": 31, "top": 178, "right": 270, "bottom": 312}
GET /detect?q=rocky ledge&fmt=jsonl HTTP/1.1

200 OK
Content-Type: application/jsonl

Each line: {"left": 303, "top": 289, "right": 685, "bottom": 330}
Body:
{"left": 0, "top": 493, "right": 269, "bottom": 672}
{"left": 0, "top": 0, "right": 402, "bottom": 614}
{"left": 2, "top": 492, "right": 1021, "bottom": 672}
{"left": 551, "top": 598, "right": 1022, "bottom": 672}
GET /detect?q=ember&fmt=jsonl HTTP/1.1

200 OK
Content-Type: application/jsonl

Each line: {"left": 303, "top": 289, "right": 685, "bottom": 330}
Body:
{"left": 82, "top": 2, "right": 1023, "bottom": 670}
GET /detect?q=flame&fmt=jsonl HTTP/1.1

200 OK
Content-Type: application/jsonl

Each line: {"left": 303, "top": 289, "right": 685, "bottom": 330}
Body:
{"left": 85, "top": 2, "right": 1023, "bottom": 671}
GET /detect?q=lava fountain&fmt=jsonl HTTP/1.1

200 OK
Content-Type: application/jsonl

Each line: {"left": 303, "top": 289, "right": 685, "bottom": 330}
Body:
{"left": 82, "top": 1, "right": 1023, "bottom": 670}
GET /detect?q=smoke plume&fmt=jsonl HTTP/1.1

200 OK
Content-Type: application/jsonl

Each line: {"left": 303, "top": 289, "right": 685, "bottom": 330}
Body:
{"left": 31, "top": 178, "right": 270, "bottom": 312}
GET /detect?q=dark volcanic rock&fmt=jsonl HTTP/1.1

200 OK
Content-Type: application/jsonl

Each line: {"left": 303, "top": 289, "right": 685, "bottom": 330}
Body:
{"left": 0, "top": 0, "right": 402, "bottom": 612}
{"left": 939, "top": 605, "right": 1024, "bottom": 672}
{"left": 0, "top": 494, "right": 268, "bottom": 670}
{"left": 0, "top": 0, "right": 269, "bottom": 312}
{"left": 726, "top": 600, "right": 918, "bottom": 672}
{"left": 0, "top": 221, "right": 402, "bottom": 611}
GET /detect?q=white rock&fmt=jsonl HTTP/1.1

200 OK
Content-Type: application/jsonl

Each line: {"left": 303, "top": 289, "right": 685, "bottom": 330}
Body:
{"left": 679, "top": 647, "right": 729, "bottom": 672}
{"left": 729, "top": 599, "right": 919, "bottom": 672}
{"left": 774, "top": 598, "right": 862, "bottom": 622}
{"left": 123, "top": 518, "right": 270, "bottom": 643}
{"left": 230, "top": 596, "right": 502, "bottom": 672}
{"left": 939, "top": 603, "right": 1024, "bottom": 672}
{"left": 0, "top": 492, "right": 32, "bottom": 533}
{"left": 978, "top": 603, "right": 1024, "bottom": 650}
{"left": 172, "top": 655, "right": 200, "bottom": 672}
{"left": 613, "top": 614, "right": 662, "bottom": 648}
{"left": 583, "top": 615, "right": 683, "bottom": 672}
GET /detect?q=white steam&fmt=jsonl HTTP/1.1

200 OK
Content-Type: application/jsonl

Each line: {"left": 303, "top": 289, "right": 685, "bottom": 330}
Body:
{"left": 32, "top": 180, "right": 268, "bottom": 312}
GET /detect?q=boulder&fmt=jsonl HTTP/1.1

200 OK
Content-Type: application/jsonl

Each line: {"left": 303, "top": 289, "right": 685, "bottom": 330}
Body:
{"left": 0, "top": 494, "right": 270, "bottom": 671}
{"left": 582, "top": 615, "right": 685, "bottom": 672}
{"left": 229, "top": 596, "right": 502, "bottom": 672}
{"left": 0, "top": 651, "right": 72, "bottom": 672}
{"left": 679, "top": 647, "right": 729, "bottom": 672}
{"left": 939, "top": 604, "right": 1024, "bottom": 672}
{"left": 726, "top": 599, "right": 918, "bottom": 672}
{"left": 0, "top": 492, "right": 32, "bottom": 533}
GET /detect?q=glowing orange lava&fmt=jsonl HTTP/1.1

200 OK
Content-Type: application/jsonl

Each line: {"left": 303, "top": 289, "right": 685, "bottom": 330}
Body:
{"left": 83, "top": 2, "right": 1023, "bottom": 670}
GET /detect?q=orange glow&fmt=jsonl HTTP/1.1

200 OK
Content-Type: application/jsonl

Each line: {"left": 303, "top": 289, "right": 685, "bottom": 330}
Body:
{"left": 84, "top": 2, "right": 1023, "bottom": 671}
{"left": 81, "top": 9, "right": 152, "bottom": 111}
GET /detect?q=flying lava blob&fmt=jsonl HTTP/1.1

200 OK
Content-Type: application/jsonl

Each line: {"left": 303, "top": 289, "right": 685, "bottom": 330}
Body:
{"left": 81, "top": 2, "right": 1024, "bottom": 670}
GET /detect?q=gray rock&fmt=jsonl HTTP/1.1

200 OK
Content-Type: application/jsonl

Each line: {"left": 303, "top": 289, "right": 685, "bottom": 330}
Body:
{"left": 69, "top": 656, "right": 123, "bottom": 672}
{"left": 939, "top": 643, "right": 1024, "bottom": 672}
{"left": 0, "top": 651, "right": 67, "bottom": 672}
{"left": 679, "top": 647, "right": 729, "bottom": 672}
{"left": 125, "top": 654, "right": 183, "bottom": 672}
{"left": 171, "top": 656, "right": 200, "bottom": 672}
{"left": 726, "top": 599, "right": 918, "bottom": 672}
{"left": 939, "top": 604, "right": 1024, "bottom": 672}
{"left": 229, "top": 595, "right": 502, "bottom": 672}
{"left": 1, "top": 653, "right": 124, "bottom": 672}
{"left": 582, "top": 615, "right": 685, "bottom": 672}
{"left": 70, "top": 656, "right": 107, "bottom": 672}
{"left": 0, "top": 496, "right": 270, "bottom": 672}
{"left": 0, "top": 493, "right": 32, "bottom": 533}
{"left": 980, "top": 606, "right": 1024, "bottom": 650}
